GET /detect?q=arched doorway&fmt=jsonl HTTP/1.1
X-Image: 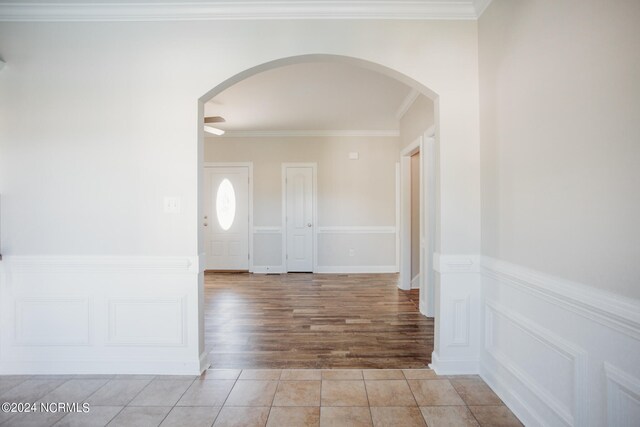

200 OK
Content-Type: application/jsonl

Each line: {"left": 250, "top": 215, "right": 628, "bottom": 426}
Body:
{"left": 196, "top": 54, "right": 440, "bottom": 370}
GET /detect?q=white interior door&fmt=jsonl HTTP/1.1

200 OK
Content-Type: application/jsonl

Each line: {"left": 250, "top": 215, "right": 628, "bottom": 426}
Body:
{"left": 205, "top": 167, "right": 249, "bottom": 270}
{"left": 285, "top": 166, "right": 314, "bottom": 272}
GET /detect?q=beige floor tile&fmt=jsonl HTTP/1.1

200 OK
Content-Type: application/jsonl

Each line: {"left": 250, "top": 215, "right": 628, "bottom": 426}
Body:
{"left": 321, "top": 369, "right": 363, "bottom": 380}
{"left": 469, "top": 405, "right": 523, "bottom": 427}
{"left": 363, "top": 370, "right": 404, "bottom": 380}
{"left": 408, "top": 380, "right": 465, "bottom": 406}
{"left": 129, "top": 379, "right": 194, "bottom": 406}
{"left": 86, "top": 379, "right": 151, "bottom": 406}
{"left": 450, "top": 379, "right": 502, "bottom": 405}
{"left": 107, "top": 406, "right": 171, "bottom": 427}
{"left": 160, "top": 406, "right": 222, "bottom": 427}
{"left": 201, "top": 370, "right": 242, "bottom": 380}
{"left": 213, "top": 406, "right": 270, "bottom": 427}
{"left": 320, "top": 407, "right": 372, "bottom": 427}
{"left": 39, "top": 379, "right": 109, "bottom": 404}
{"left": 0, "top": 379, "right": 68, "bottom": 403}
{"left": 2, "top": 410, "right": 66, "bottom": 427}
{"left": 365, "top": 380, "right": 416, "bottom": 406}
{"left": 321, "top": 380, "right": 369, "bottom": 407}
{"left": 402, "top": 369, "right": 439, "bottom": 380}
{"left": 370, "top": 407, "right": 427, "bottom": 427}
{"left": 0, "top": 378, "right": 28, "bottom": 395}
{"left": 238, "top": 370, "right": 282, "bottom": 380}
{"left": 420, "top": 406, "right": 479, "bottom": 427}
{"left": 281, "top": 369, "right": 322, "bottom": 381}
{"left": 267, "top": 407, "right": 320, "bottom": 427}
{"left": 176, "top": 380, "right": 235, "bottom": 406}
{"left": 113, "top": 375, "right": 157, "bottom": 380}
{"left": 225, "top": 380, "right": 278, "bottom": 406}
{"left": 54, "top": 406, "right": 123, "bottom": 427}
{"left": 273, "top": 381, "right": 321, "bottom": 406}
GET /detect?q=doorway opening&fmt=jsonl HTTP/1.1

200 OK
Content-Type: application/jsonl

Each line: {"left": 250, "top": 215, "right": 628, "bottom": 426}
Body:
{"left": 198, "top": 54, "right": 439, "bottom": 368}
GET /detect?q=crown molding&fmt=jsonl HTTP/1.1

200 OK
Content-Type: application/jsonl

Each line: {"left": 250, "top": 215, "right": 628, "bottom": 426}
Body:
{"left": 0, "top": 1, "right": 486, "bottom": 22}
{"left": 210, "top": 129, "right": 400, "bottom": 138}
{"left": 395, "top": 88, "right": 420, "bottom": 121}
{"left": 473, "top": 0, "right": 493, "bottom": 17}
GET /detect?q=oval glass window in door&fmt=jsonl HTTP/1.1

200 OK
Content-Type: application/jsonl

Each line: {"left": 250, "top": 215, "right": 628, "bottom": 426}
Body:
{"left": 216, "top": 178, "right": 236, "bottom": 231}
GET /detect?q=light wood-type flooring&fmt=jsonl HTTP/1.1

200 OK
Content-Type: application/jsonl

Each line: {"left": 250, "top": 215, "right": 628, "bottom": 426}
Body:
{"left": 204, "top": 273, "right": 434, "bottom": 369}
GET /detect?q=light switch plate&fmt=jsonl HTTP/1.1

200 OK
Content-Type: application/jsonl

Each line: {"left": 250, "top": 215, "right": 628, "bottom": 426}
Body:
{"left": 348, "top": 152, "right": 359, "bottom": 160}
{"left": 164, "top": 196, "right": 181, "bottom": 214}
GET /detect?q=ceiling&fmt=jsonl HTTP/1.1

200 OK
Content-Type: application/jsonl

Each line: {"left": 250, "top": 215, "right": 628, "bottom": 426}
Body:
{"left": 0, "top": 1, "right": 493, "bottom": 21}
{"left": 204, "top": 62, "right": 414, "bottom": 134}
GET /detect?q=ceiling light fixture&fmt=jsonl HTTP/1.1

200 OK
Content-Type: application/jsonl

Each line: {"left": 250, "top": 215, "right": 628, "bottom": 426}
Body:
{"left": 204, "top": 125, "right": 225, "bottom": 136}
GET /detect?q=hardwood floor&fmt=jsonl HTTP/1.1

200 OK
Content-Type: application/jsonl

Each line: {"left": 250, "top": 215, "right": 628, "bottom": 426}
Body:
{"left": 205, "top": 272, "right": 433, "bottom": 369}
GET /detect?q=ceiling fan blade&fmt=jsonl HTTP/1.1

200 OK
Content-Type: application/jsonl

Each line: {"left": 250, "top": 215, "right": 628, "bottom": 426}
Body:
{"left": 204, "top": 116, "right": 225, "bottom": 124}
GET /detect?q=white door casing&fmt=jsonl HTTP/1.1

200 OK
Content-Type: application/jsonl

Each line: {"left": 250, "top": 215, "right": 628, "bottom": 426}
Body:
{"left": 204, "top": 166, "right": 250, "bottom": 270}
{"left": 283, "top": 164, "right": 316, "bottom": 272}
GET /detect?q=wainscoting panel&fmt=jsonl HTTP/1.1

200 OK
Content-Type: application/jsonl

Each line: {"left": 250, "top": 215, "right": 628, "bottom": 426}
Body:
{"left": 107, "top": 297, "right": 186, "bottom": 346}
{"left": 0, "top": 256, "right": 202, "bottom": 375}
{"left": 481, "top": 256, "right": 640, "bottom": 427}
{"left": 317, "top": 228, "right": 397, "bottom": 271}
{"left": 15, "top": 297, "right": 90, "bottom": 346}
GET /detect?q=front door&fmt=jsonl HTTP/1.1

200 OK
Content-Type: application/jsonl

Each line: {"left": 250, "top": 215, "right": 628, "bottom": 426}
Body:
{"left": 285, "top": 166, "right": 314, "bottom": 272}
{"left": 205, "top": 166, "right": 249, "bottom": 270}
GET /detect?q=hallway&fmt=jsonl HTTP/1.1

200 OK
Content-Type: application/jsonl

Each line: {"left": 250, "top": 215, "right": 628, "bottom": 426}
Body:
{"left": 205, "top": 273, "right": 433, "bottom": 369}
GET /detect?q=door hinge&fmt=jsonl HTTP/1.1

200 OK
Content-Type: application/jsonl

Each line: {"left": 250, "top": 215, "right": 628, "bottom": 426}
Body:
{"left": 286, "top": 254, "right": 288, "bottom": 260}
{"left": 248, "top": 253, "right": 250, "bottom": 260}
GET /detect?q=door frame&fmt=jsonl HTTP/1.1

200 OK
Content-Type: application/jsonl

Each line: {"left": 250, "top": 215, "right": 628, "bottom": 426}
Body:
{"left": 203, "top": 162, "right": 254, "bottom": 272}
{"left": 400, "top": 130, "right": 436, "bottom": 317}
{"left": 281, "top": 162, "right": 318, "bottom": 273}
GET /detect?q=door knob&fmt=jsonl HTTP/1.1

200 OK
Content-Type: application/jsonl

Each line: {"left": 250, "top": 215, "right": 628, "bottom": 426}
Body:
{"left": 307, "top": 223, "right": 312, "bottom": 227}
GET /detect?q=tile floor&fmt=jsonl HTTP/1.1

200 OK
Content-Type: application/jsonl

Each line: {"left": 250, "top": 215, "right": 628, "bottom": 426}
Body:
{"left": 0, "top": 369, "right": 523, "bottom": 426}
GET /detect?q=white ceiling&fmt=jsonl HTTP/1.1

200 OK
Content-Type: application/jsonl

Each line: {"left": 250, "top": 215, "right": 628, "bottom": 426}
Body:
{"left": 204, "top": 62, "right": 413, "bottom": 133}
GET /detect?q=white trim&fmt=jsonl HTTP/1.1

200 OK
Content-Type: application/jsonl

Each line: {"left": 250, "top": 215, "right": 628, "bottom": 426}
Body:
{"left": 429, "top": 351, "right": 479, "bottom": 375}
{"left": 411, "top": 274, "right": 420, "bottom": 290}
{"left": 474, "top": 0, "right": 494, "bottom": 17}
{"left": 253, "top": 226, "right": 282, "bottom": 234}
{"left": 315, "top": 265, "right": 398, "bottom": 274}
{"left": 399, "top": 136, "right": 422, "bottom": 291}
{"left": 481, "top": 256, "right": 640, "bottom": 340}
{"left": 395, "top": 89, "right": 420, "bottom": 120}
{"left": 604, "top": 362, "right": 640, "bottom": 427}
{"left": 218, "top": 130, "right": 400, "bottom": 138}
{"left": 203, "top": 162, "right": 254, "bottom": 272}
{"left": 395, "top": 162, "right": 400, "bottom": 271}
{"left": 2, "top": 255, "right": 198, "bottom": 274}
{"left": 316, "top": 226, "right": 395, "bottom": 234}
{"left": 0, "top": 1, "right": 483, "bottom": 22}
{"left": 282, "top": 163, "right": 318, "bottom": 273}
{"left": 480, "top": 365, "right": 547, "bottom": 427}
{"left": 484, "top": 299, "right": 588, "bottom": 427}
{"left": 252, "top": 266, "right": 285, "bottom": 274}
{"left": 0, "top": 358, "right": 204, "bottom": 375}
{"left": 434, "top": 253, "right": 481, "bottom": 274}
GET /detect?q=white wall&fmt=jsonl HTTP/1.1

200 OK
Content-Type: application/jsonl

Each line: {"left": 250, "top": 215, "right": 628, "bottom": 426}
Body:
{"left": 478, "top": 1, "right": 640, "bottom": 425}
{"left": 205, "top": 136, "right": 399, "bottom": 271}
{"left": 0, "top": 19, "right": 481, "bottom": 374}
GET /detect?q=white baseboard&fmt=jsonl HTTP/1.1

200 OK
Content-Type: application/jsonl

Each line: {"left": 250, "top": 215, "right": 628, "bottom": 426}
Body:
{"left": 429, "top": 351, "right": 479, "bottom": 375}
{"left": 315, "top": 265, "right": 398, "bottom": 274}
{"left": 0, "top": 357, "right": 205, "bottom": 375}
{"left": 252, "top": 265, "right": 284, "bottom": 274}
{"left": 481, "top": 256, "right": 640, "bottom": 427}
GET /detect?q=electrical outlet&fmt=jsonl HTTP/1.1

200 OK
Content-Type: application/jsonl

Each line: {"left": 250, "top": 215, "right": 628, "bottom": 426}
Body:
{"left": 349, "top": 248, "right": 355, "bottom": 257}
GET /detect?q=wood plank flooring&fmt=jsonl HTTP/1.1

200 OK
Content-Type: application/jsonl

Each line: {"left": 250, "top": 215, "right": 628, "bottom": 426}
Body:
{"left": 205, "top": 273, "right": 434, "bottom": 369}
